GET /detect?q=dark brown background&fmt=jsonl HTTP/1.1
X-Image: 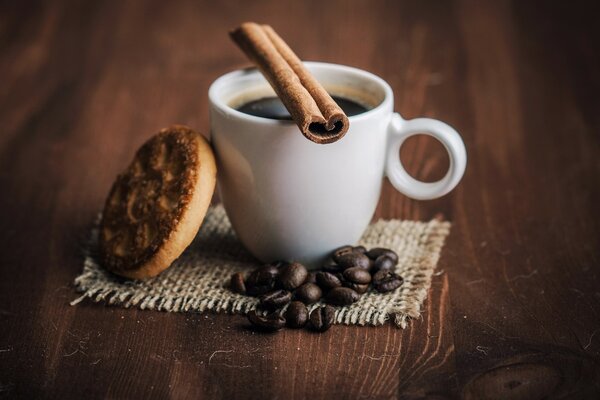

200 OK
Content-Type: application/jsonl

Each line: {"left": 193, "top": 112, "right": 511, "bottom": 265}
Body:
{"left": 1, "top": 0, "right": 599, "bottom": 399}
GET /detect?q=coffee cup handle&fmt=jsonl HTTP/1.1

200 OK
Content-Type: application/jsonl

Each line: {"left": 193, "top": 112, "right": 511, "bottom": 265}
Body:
{"left": 385, "top": 113, "right": 467, "bottom": 200}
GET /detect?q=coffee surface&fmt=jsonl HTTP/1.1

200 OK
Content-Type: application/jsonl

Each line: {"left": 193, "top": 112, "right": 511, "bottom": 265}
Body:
{"left": 236, "top": 95, "right": 369, "bottom": 119}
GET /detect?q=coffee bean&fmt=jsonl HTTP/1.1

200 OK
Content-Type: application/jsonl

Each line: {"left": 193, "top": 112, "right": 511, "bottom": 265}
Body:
{"left": 246, "top": 267, "right": 276, "bottom": 296}
{"left": 247, "top": 283, "right": 274, "bottom": 296}
{"left": 306, "top": 271, "right": 317, "bottom": 284}
{"left": 294, "top": 283, "right": 322, "bottom": 304}
{"left": 321, "top": 258, "right": 342, "bottom": 273}
{"left": 309, "top": 305, "right": 335, "bottom": 332}
{"left": 230, "top": 272, "right": 246, "bottom": 294}
{"left": 335, "top": 252, "right": 371, "bottom": 270}
{"left": 259, "top": 290, "right": 292, "bottom": 310}
{"left": 247, "top": 310, "right": 286, "bottom": 331}
{"left": 366, "top": 248, "right": 399, "bottom": 264}
{"left": 343, "top": 267, "right": 372, "bottom": 284}
{"left": 332, "top": 245, "right": 354, "bottom": 261}
{"left": 325, "top": 287, "right": 360, "bottom": 305}
{"left": 353, "top": 245, "right": 367, "bottom": 254}
{"left": 344, "top": 281, "right": 369, "bottom": 294}
{"left": 322, "top": 262, "right": 342, "bottom": 274}
{"left": 370, "top": 255, "right": 396, "bottom": 273}
{"left": 277, "top": 262, "right": 308, "bottom": 290}
{"left": 285, "top": 301, "right": 308, "bottom": 328}
{"left": 372, "top": 270, "right": 403, "bottom": 293}
{"left": 246, "top": 265, "right": 279, "bottom": 295}
{"left": 255, "top": 264, "right": 280, "bottom": 281}
{"left": 316, "top": 271, "right": 342, "bottom": 290}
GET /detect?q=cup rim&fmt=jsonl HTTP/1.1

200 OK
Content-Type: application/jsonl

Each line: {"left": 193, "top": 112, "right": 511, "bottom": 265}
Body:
{"left": 208, "top": 61, "right": 393, "bottom": 126}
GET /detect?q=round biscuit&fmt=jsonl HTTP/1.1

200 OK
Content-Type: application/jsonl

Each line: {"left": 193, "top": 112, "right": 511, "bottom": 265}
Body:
{"left": 99, "top": 125, "right": 217, "bottom": 279}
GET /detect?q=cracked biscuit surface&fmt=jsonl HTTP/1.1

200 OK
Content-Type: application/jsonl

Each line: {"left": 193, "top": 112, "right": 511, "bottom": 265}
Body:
{"left": 100, "top": 125, "right": 217, "bottom": 279}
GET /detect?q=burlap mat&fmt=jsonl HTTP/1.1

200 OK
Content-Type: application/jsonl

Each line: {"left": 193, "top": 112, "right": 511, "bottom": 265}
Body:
{"left": 72, "top": 205, "right": 450, "bottom": 328}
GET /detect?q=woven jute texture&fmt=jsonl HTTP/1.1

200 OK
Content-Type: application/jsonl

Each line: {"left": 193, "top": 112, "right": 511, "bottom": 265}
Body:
{"left": 72, "top": 205, "right": 450, "bottom": 328}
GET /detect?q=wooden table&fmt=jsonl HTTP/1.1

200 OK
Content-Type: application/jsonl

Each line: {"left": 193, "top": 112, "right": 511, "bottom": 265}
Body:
{"left": 1, "top": 1, "right": 598, "bottom": 398}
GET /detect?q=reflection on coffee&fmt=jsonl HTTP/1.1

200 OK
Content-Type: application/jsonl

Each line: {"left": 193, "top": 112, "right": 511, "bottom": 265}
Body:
{"left": 236, "top": 95, "right": 369, "bottom": 120}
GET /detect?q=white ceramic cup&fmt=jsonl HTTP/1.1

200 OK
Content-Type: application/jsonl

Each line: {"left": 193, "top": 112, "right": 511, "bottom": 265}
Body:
{"left": 209, "top": 62, "right": 466, "bottom": 267}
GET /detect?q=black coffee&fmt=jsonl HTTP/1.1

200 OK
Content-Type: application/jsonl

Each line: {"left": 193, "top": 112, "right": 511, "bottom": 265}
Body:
{"left": 236, "top": 95, "right": 369, "bottom": 119}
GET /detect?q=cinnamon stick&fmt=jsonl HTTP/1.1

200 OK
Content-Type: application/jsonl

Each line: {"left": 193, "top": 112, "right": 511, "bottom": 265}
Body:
{"left": 230, "top": 22, "right": 349, "bottom": 144}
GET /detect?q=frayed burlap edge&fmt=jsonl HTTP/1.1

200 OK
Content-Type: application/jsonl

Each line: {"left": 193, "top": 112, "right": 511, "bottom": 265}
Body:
{"left": 72, "top": 205, "right": 450, "bottom": 328}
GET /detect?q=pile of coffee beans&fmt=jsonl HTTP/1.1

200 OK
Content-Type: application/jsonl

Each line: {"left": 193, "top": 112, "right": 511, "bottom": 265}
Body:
{"left": 229, "top": 245, "right": 403, "bottom": 333}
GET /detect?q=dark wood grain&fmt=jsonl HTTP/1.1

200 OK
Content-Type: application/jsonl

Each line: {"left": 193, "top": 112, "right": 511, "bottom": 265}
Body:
{"left": 1, "top": 0, "right": 599, "bottom": 398}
